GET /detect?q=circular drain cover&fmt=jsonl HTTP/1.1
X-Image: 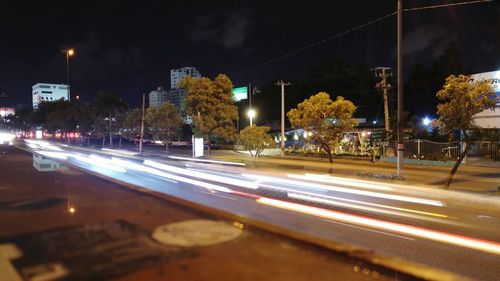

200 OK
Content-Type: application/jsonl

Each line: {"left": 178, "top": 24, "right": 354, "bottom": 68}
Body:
{"left": 152, "top": 220, "right": 242, "bottom": 247}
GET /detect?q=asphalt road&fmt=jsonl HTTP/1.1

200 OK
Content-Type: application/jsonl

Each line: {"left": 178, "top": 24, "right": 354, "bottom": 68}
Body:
{"left": 20, "top": 141, "right": 500, "bottom": 280}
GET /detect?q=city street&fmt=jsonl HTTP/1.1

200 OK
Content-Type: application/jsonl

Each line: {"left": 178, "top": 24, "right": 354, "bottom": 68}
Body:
{"left": 18, "top": 140, "right": 500, "bottom": 281}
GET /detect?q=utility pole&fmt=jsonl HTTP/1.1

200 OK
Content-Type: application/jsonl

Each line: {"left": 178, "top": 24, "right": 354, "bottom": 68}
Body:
{"left": 397, "top": 0, "right": 404, "bottom": 175}
{"left": 139, "top": 93, "right": 145, "bottom": 154}
{"left": 275, "top": 80, "right": 290, "bottom": 157}
{"left": 373, "top": 67, "right": 392, "bottom": 137}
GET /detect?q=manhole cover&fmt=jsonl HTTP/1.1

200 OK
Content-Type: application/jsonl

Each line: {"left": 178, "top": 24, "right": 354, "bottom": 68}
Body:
{"left": 152, "top": 219, "right": 242, "bottom": 247}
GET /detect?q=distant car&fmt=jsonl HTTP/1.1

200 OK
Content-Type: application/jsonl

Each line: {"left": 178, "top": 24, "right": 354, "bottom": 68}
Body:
{"left": 132, "top": 135, "right": 153, "bottom": 144}
{"left": 171, "top": 140, "right": 190, "bottom": 147}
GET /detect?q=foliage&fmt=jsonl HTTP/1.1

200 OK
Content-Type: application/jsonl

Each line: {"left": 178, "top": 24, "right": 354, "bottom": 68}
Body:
{"left": 239, "top": 125, "right": 274, "bottom": 161}
{"left": 93, "top": 91, "right": 127, "bottom": 147}
{"left": 7, "top": 108, "right": 33, "bottom": 131}
{"left": 74, "top": 102, "right": 94, "bottom": 137}
{"left": 436, "top": 74, "right": 496, "bottom": 188}
{"left": 43, "top": 100, "right": 76, "bottom": 143}
{"left": 288, "top": 92, "right": 357, "bottom": 163}
{"left": 145, "top": 102, "right": 183, "bottom": 150}
{"left": 121, "top": 108, "right": 143, "bottom": 141}
{"left": 179, "top": 74, "right": 237, "bottom": 154}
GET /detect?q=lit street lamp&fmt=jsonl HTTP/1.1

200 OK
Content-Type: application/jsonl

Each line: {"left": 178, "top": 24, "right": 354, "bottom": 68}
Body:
{"left": 247, "top": 109, "right": 256, "bottom": 126}
{"left": 64, "top": 48, "right": 75, "bottom": 100}
{"left": 422, "top": 117, "right": 431, "bottom": 126}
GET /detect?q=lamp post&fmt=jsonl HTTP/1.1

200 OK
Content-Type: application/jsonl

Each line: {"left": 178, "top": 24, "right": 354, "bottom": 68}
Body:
{"left": 64, "top": 48, "right": 75, "bottom": 100}
{"left": 247, "top": 109, "right": 256, "bottom": 126}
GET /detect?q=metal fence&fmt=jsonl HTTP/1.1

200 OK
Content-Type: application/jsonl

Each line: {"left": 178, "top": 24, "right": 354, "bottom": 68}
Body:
{"left": 385, "top": 140, "right": 500, "bottom": 162}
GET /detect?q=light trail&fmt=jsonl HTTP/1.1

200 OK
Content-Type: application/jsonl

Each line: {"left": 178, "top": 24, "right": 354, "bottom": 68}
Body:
{"left": 244, "top": 174, "right": 444, "bottom": 206}
{"left": 35, "top": 151, "right": 69, "bottom": 160}
{"left": 288, "top": 193, "right": 449, "bottom": 219}
{"left": 110, "top": 157, "right": 233, "bottom": 193}
{"left": 71, "top": 154, "right": 126, "bottom": 173}
{"left": 257, "top": 197, "right": 500, "bottom": 256}
{"left": 291, "top": 173, "right": 394, "bottom": 191}
{"left": 168, "top": 155, "right": 245, "bottom": 166}
{"left": 144, "top": 160, "right": 259, "bottom": 189}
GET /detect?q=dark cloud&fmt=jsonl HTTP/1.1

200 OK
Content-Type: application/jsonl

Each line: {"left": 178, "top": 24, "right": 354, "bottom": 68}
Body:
{"left": 185, "top": 9, "right": 253, "bottom": 49}
{"left": 400, "top": 24, "right": 456, "bottom": 66}
{"left": 219, "top": 9, "right": 253, "bottom": 48}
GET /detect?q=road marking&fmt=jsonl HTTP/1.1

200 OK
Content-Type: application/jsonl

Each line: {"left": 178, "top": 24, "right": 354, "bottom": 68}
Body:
{"left": 0, "top": 243, "right": 22, "bottom": 281}
{"left": 320, "top": 219, "right": 416, "bottom": 241}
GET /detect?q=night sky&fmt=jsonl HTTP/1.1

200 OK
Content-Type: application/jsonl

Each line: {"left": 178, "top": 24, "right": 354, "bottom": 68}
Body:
{"left": 0, "top": 0, "right": 498, "bottom": 109}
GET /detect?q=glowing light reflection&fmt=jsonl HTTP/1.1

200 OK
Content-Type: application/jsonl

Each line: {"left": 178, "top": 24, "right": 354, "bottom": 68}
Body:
{"left": 257, "top": 197, "right": 500, "bottom": 255}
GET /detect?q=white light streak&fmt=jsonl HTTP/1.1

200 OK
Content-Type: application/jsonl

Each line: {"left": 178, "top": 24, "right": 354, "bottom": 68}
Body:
{"left": 145, "top": 160, "right": 258, "bottom": 189}
{"left": 257, "top": 197, "right": 500, "bottom": 255}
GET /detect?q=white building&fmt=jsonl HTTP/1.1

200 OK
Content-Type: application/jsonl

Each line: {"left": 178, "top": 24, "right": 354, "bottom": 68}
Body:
{"left": 148, "top": 86, "right": 168, "bottom": 108}
{"left": 469, "top": 70, "right": 500, "bottom": 128}
{"left": 170, "top": 67, "right": 200, "bottom": 89}
{"left": 32, "top": 83, "right": 69, "bottom": 108}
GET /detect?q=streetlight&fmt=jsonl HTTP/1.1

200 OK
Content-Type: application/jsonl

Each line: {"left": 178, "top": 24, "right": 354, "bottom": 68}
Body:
{"left": 247, "top": 109, "right": 256, "bottom": 126}
{"left": 422, "top": 117, "right": 431, "bottom": 126}
{"left": 64, "top": 48, "right": 75, "bottom": 100}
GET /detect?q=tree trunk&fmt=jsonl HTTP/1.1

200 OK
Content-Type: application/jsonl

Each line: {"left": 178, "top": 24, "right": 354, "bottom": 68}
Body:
{"left": 87, "top": 136, "right": 90, "bottom": 147}
{"left": 327, "top": 149, "right": 333, "bottom": 163}
{"left": 102, "top": 136, "right": 105, "bottom": 148}
{"left": 322, "top": 144, "right": 333, "bottom": 163}
{"left": 165, "top": 142, "right": 169, "bottom": 151}
{"left": 119, "top": 135, "right": 122, "bottom": 149}
{"left": 207, "top": 139, "right": 211, "bottom": 157}
{"left": 444, "top": 142, "right": 469, "bottom": 189}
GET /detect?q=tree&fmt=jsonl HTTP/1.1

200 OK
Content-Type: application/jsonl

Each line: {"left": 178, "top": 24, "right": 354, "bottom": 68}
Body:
{"left": 288, "top": 92, "right": 357, "bottom": 163}
{"left": 73, "top": 102, "right": 95, "bottom": 146}
{"left": 436, "top": 74, "right": 496, "bottom": 188}
{"left": 44, "top": 100, "right": 77, "bottom": 144}
{"left": 239, "top": 125, "right": 274, "bottom": 162}
{"left": 179, "top": 74, "right": 237, "bottom": 155}
{"left": 145, "top": 103, "right": 183, "bottom": 151}
{"left": 94, "top": 91, "right": 127, "bottom": 148}
{"left": 121, "top": 108, "right": 143, "bottom": 148}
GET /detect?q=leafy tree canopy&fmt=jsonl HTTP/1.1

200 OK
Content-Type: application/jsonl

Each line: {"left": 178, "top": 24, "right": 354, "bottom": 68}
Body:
{"left": 288, "top": 92, "right": 357, "bottom": 163}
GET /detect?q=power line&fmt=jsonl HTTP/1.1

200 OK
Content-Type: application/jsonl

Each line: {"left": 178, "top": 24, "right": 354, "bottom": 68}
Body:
{"left": 404, "top": 0, "right": 493, "bottom": 12}
{"left": 232, "top": 0, "right": 493, "bottom": 77}
{"left": 233, "top": 11, "right": 397, "bottom": 77}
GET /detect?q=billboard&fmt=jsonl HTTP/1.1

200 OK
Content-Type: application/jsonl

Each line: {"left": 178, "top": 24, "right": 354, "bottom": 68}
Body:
{"left": 468, "top": 70, "right": 500, "bottom": 105}
{"left": 232, "top": 86, "right": 248, "bottom": 102}
{"left": 469, "top": 70, "right": 500, "bottom": 128}
{"left": 0, "top": 107, "right": 15, "bottom": 117}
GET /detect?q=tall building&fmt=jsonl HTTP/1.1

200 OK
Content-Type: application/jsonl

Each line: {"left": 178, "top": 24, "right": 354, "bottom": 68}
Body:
{"left": 32, "top": 83, "right": 69, "bottom": 108}
{"left": 148, "top": 86, "right": 168, "bottom": 108}
{"left": 168, "top": 67, "right": 201, "bottom": 123}
{"left": 167, "top": 88, "right": 187, "bottom": 117}
{"left": 170, "top": 67, "right": 200, "bottom": 89}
